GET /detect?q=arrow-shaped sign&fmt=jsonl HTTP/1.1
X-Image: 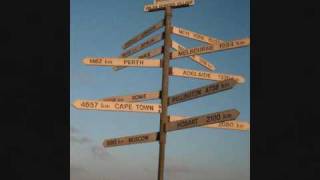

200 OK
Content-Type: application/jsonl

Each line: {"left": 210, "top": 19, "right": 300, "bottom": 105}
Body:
{"left": 72, "top": 100, "right": 162, "bottom": 113}
{"left": 113, "top": 46, "right": 163, "bottom": 71}
{"left": 83, "top": 57, "right": 161, "bottom": 68}
{"left": 169, "top": 67, "right": 245, "bottom": 83}
{"left": 171, "top": 40, "right": 215, "bottom": 71}
{"left": 103, "top": 132, "right": 159, "bottom": 148}
{"left": 123, "top": 20, "right": 164, "bottom": 49}
{"left": 169, "top": 116, "right": 249, "bottom": 131}
{"left": 168, "top": 79, "right": 237, "bottom": 105}
{"left": 171, "top": 37, "right": 250, "bottom": 59}
{"left": 121, "top": 33, "right": 163, "bottom": 58}
{"left": 166, "top": 109, "right": 240, "bottom": 132}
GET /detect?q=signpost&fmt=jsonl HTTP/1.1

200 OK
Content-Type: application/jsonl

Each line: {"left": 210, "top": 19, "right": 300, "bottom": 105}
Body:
{"left": 73, "top": 1, "right": 249, "bottom": 180}
{"left": 168, "top": 116, "right": 250, "bottom": 131}
{"left": 171, "top": 37, "right": 250, "bottom": 59}
{"left": 157, "top": 6, "right": 172, "bottom": 180}
{"left": 98, "top": 91, "right": 160, "bottom": 102}
{"left": 166, "top": 109, "right": 240, "bottom": 132}
{"left": 72, "top": 100, "right": 162, "bottom": 113}
{"left": 171, "top": 40, "right": 215, "bottom": 71}
{"left": 169, "top": 67, "right": 245, "bottom": 83}
{"left": 83, "top": 57, "right": 161, "bottom": 68}
{"left": 103, "top": 132, "right": 159, "bottom": 148}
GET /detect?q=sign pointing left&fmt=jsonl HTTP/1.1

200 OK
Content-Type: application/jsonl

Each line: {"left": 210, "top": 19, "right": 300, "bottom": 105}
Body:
{"left": 98, "top": 91, "right": 161, "bottom": 102}
{"left": 103, "top": 132, "right": 159, "bottom": 148}
{"left": 113, "top": 46, "right": 163, "bottom": 71}
{"left": 73, "top": 100, "right": 162, "bottom": 113}
{"left": 83, "top": 57, "right": 161, "bottom": 68}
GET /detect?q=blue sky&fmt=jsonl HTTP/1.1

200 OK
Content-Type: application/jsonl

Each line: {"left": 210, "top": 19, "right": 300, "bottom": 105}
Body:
{"left": 70, "top": 0, "right": 250, "bottom": 179}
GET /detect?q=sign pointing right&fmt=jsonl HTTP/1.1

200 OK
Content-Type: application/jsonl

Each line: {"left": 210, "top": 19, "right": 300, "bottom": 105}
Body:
{"left": 169, "top": 67, "right": 245, "bottom": 83}
{"left": 171, "top": 37, "right": 250, "bottom": 59}
{"left": 169, "top": 116, "right": 250, "bottom": 131}
{"left": 166, "top": 109, "right": 240, "bottom": 132}
{"left": 168, "top": 79, "right": 237, "bottom": 106}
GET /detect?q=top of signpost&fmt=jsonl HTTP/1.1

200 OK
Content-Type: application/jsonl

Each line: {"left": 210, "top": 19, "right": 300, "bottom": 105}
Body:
{"left": 145, "top": 0, "right": 195, "bottom": 12}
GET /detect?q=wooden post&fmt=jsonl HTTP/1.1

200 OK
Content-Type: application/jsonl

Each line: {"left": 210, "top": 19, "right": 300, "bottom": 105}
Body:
{"left": 158, "top": 6, "right": 172, "bottom": 180}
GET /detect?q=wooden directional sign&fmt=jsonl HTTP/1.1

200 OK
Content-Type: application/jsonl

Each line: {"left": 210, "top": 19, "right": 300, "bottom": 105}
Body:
{"left": 83, "top": 57, "right": 161, "bottom": 68}
{"left": 154, "top": 0, "right": 173, "bottom": 3}
{"left": 123, "top": 20, "right": 164, "bottom": 49}
{"left": 98, "top": 91, "right": 161, "bottom": 102}
{"left": 73, "top": 100, "right": 162, "bottom": 113}
{"left": 171, "top": 37, "right": 250, "bottom": 59}
{"left": 136, "top": 46, "right": 163, "bottom": 59}
{"left": 113, "top": 46, "right": 163, "bottom": 71}
{"left": 171, "top": 26, "right": 224, "bottom": 45}
{"left": 204, "top": 121, "right": 250, "bottom": 130}
{"left": 169, "top": 116, "right": 249, "bottom": 131}
{"left": 121, "top": 33, "right": 163, "bottom": 58}
{"left": 103, "top": 132, "right": 159, "bottom": 148}
{"left": 168, "top": 79, "right": 237, "bottom": 105}
{"left": 169, "top": 67, "right": 245, "bottom": 83}
{"left": 144, "top": 0, "right": 195, "bottom": 12}
{"left": 166, "top": 109, "right": 240, "bottom": 132}
{"left": 171, "top": 40, "right": 215, "bottom": 71}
